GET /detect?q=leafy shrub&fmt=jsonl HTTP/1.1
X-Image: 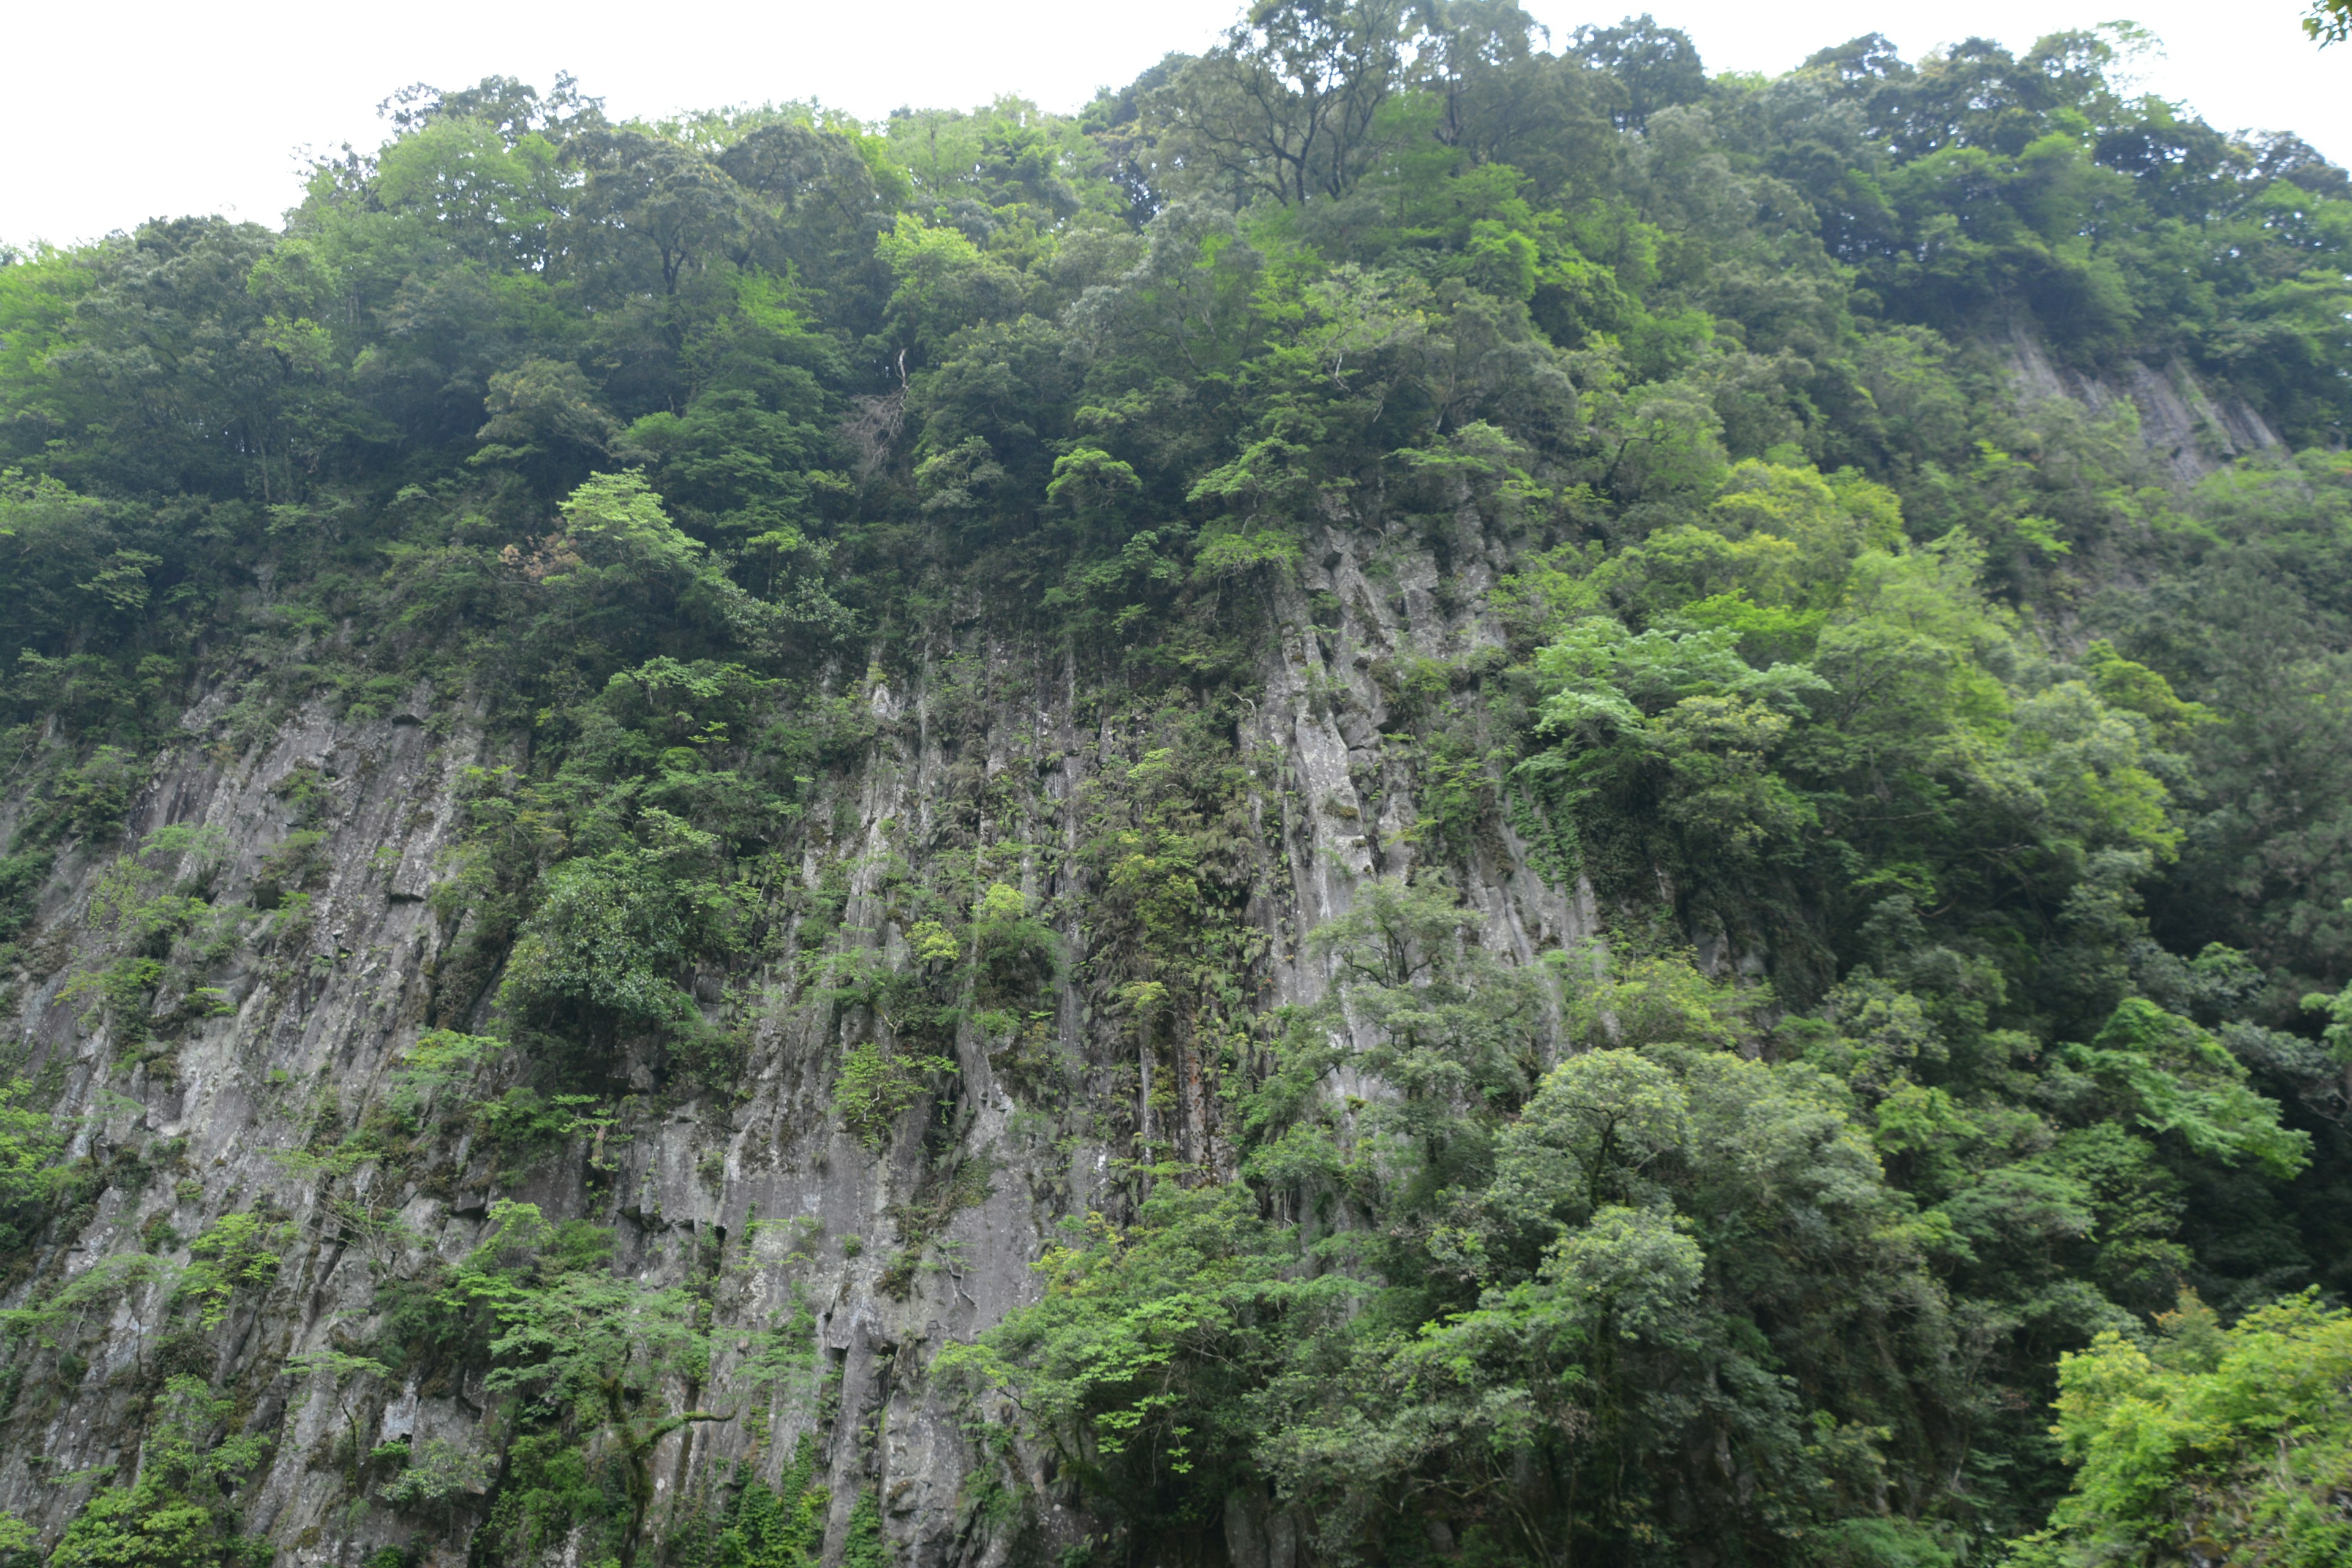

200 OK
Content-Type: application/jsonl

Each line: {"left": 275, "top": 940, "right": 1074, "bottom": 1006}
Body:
{"left": 499, "top": 811, "right": 749, "bottom": 1058}
{"left": 249, "top": 828, "right": 326, "bottom": 908}
{"left": 833, "top": 1042, "right": 952, "bottom": 1152}
{"left": 178, "top": 1211, "right": 293, "bottom": 1329}
{"left": 49, "top": 1376, "right": 270, "bottom": 1568}
{"left": 0, "top": 1511, "right": 34, "bottom": 1568}
{"left": 51, "top": 745, "right": 140, "bottom": 842}
{"left": 711, "top": 1442, "right": 827, "bottom": 1568}
{"left": 475, "top": 1087, "right": 611, "bottom": 1161}
{"left": 376, "top": 1435, "right": 494, "bottom": 1513}
{"left": 968, "top": 882, "right": 1059, "bottom": 1004}
{"left": 839, "top": 1490, "right": 890, "bottom": 1568}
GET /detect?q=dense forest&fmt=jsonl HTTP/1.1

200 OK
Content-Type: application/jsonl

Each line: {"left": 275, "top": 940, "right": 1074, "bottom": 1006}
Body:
{"left": 1, "top": 7, "right": 2351, "bottom": 1567}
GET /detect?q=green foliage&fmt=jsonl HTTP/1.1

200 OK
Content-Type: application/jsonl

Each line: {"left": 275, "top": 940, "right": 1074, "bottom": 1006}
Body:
{"left": 0, "top": 1512, "right": 34, "bottom": 1568}
{"left": 2016, "top": 1291, "right": 2352, "bottom": 1568}
{"left": 0, "top": 1070, "right": 69, "bottom": 1259}
{"left": 375, "top": 1436, "right": 495, "bottom": 1515}
{"left": 385, "top": 1029, "right": 506, "bottom": 1129}
{"left": 959, "top": 919, "right": 1955, "bottom": 1562}
{"left": 840, "top": 1489, "right": 890, "bottom": 1568}
{"left": 178, "top": 1211, "right": 293, "bottom": 1329}
{"left": 1525, "top": 517, "right": 2196, "bottom": 1023}
{"left": 500, "top": 809, "right": 749, "bottom": 1051}
{"left": 2052, "top": 1000, "right": 2309, "bottom": 1180}
{"left": 440, "top": 1200, "right": 728, "bottom": 1567}
{"left": 56, "top": 824, "right": 238, "bottom": 1052}
{"left": 833, "top": 1042, "right": 953, "bottom": 1152}
{"left": 709, "top": 1442, "right": 827, "bottom": 1568}
{"left": 0, "top": 1251, "right": 176, "bottom": 1350}
{"left": 50, "top": 1376, "right": 271, "bottom": 1568}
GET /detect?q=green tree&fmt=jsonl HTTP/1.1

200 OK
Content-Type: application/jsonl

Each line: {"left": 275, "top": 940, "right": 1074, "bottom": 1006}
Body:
{"left": 2017, "top": 1291, "right": 2352, "bottom": 1568}
{"left": 50, "top": 1377, "right": 271, "bottom": 1568}
{"left": 444, "top": 1202, "right": 728, "bottom": 1568}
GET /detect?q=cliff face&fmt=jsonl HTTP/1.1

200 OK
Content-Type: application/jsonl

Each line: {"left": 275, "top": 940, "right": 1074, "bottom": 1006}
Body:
{"left": 0, "top": 504, "right": 1589, "bottom": 1567}
{"left": 1999, "top": 321, "right": 2285, "bottom": 483}
{"left": 0, "top": 320, "right": 2285, "bottom": 1567}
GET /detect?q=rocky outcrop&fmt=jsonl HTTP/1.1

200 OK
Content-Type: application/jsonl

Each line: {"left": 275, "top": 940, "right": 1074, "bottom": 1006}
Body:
{"left": 2000, "top": 320, "right": 2283, "bottom": 482}
{"left": 0, "top": 502, "right": 1589, "bottom": 1566}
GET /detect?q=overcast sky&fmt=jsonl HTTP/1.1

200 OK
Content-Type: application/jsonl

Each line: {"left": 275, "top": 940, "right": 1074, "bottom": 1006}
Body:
{"left": 4, "top": 0, "right": 2345, "bottom": 249}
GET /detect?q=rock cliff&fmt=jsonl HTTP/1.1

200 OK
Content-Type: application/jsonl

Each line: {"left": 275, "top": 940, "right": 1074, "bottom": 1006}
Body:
{"left": 0, "top": 507, "right": 1587, "bottom": 1567}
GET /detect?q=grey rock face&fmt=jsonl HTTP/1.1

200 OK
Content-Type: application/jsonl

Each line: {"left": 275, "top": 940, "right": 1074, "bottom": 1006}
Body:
{"left": 0, "top": 506, "right": 1589, "bottom": 1566}
{"left": 1999, "top": 320, "right": 2282, "bottom": 482}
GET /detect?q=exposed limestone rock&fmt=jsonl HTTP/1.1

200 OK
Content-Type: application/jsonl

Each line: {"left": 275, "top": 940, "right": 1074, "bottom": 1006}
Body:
{"left": 2000, "top": 319, "right": 2282, "bottom": 482}
{"left": 0, "top": 506, "right": 1586, "bottom": 1566}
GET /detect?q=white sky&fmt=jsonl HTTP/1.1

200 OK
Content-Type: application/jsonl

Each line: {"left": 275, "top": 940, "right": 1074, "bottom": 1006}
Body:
{"left": 2, "top": 0, "right": 2346, "bottom": 249}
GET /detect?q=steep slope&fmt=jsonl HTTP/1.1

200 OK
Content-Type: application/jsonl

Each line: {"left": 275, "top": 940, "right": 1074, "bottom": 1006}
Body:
{"left": 0, "top": 505, "right": 1577, "bottom": 1566}
{"left": 2, "top": 13, "right": 2351, "bottom": 1568}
